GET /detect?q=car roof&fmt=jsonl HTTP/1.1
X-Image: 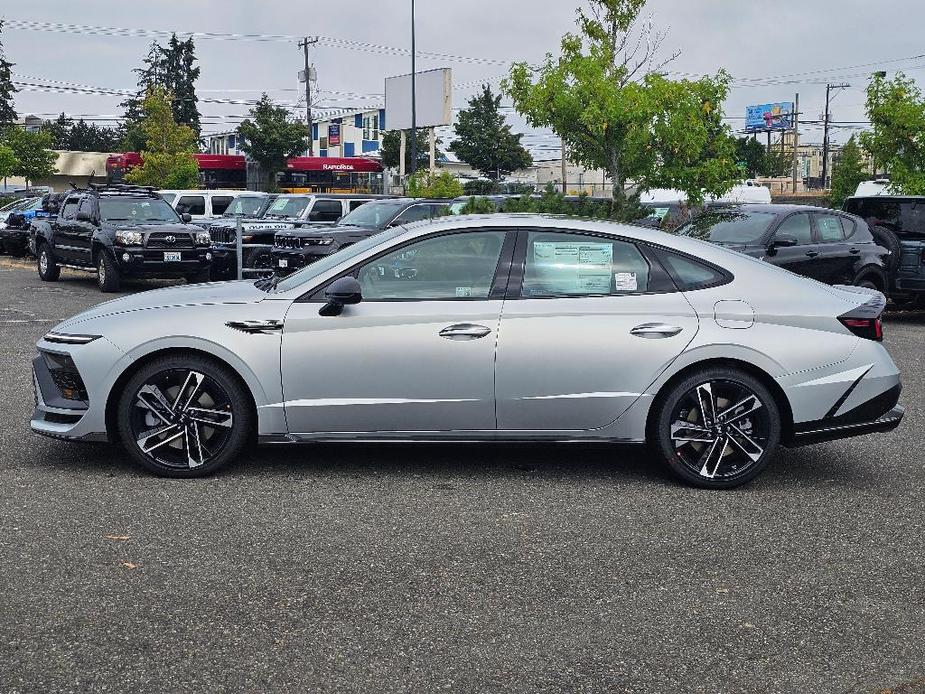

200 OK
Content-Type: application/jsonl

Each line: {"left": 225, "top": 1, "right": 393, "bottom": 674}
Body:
{"left": 158, "top": 189, "right": 241, "bottom": 195}
{"left": 702, "top": 203, "right": 849, "bottom": 215}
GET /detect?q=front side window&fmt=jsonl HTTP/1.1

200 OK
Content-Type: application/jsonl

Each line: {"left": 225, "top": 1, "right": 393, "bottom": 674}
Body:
{"left": 337, "top": 200, "right": 409, "bottom": 229}
{"left": 774, "top": 213, "right": 813, "bottom": 245}
{"left": 308, "top": 199, "right": 344, "bottom": 222}
{"left": 60, "top": 199, "right": 80, "bottom": 220}
{"left": 679, "top": 210, "right": 777, "bottom": 245}
{"left": 176, "top": 195, "right": 206, "bottom": 216}
{"left": 357, "top": 231, "right": 506, "bottom": 301}
{"left": 521, "top": 232, "right": 650, "bottom": 298}
{"left": 393, "top": 204, "right": 435, "bottom": 225}
{"left": 211, "top": 196, "right": 234, "bottom": 215}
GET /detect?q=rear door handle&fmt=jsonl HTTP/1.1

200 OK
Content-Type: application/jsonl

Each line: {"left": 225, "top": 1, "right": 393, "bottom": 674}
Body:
{"left": 849, "top": 248, "right": 860, "bottom": 254}
{"left": 439, "top": 323, "right": 492, "bottom": 340}
{"left": 630, "top": 323, "right": 683, "bottom": 339}
{"left": 805, "top": 251, "right": 819, "bottom": 258}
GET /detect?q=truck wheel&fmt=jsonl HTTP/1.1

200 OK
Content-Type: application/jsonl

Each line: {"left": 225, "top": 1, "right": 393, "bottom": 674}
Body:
{"left": 96, "top": 250, "right": 121, "bottom": 293}
{"left": 37, "top": 244, "right": 60, "bottom": 282}
{"left": 870, "top": 225, "right": 902, "bottom": 272}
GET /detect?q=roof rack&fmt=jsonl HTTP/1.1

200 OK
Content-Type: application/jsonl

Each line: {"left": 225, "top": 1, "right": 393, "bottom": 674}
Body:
{"left": 87, "top": 183, "right": 161, "bottom": 198}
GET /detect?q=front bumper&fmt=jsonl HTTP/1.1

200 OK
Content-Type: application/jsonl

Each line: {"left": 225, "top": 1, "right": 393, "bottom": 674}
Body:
{"left": 114, "top": 246, "right": 211, "bottom": 277}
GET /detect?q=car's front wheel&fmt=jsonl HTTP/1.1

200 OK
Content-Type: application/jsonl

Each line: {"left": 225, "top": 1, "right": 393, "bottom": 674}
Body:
{"left": 96, "top": 250, "right": 121, "bottom": 292}
{"left": 116, "top": 355, "right": 253, "bottom": 477}
{"left": 652, "top": 367, "right": 781, "bottom": 489}
{"left": 37, "top": 244, "right": 60, "bottom": 282}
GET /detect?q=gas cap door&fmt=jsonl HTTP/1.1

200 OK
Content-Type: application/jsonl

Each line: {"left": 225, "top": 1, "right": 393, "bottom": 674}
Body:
{"left": 714, "top": 300, "right": 755, "bottom": 329}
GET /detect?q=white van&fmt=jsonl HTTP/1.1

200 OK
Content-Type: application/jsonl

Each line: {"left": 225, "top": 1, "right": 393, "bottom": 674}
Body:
{"left": 159, "top": 189, "right": 242, "bottom": 222}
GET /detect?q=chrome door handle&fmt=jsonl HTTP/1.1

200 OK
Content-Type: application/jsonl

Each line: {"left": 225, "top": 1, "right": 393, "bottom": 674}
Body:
{"left": 630, "top": 323, "right": 683, "bottom": 339}
{"left": 439, "top": 323, "right": 492, "bottom": 340}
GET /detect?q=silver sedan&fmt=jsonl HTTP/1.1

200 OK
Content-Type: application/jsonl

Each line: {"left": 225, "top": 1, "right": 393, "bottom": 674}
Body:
{"left": 31, "top": 214, "right": 904, "bottom": 488}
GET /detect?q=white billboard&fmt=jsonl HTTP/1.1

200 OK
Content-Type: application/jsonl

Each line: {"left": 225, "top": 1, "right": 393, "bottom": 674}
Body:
{"left": 384, "top": 68, "right": 452, "bottom": 131}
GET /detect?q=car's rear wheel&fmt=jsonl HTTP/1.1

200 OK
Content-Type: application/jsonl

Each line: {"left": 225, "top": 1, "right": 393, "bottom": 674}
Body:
{"left": 116, "top": 355, "right": 252, "bottom": 477}
{"left": 96, "top": 250, "right": 121, "bottom": 292}
{"left": 652, "top": 368, "right": 780, "bottom": 489}
{"left": 37, "top": 244, "right": 60, "bottom": 282}
{"left": 870, "top": 225, "right": 901, "bottom": 272}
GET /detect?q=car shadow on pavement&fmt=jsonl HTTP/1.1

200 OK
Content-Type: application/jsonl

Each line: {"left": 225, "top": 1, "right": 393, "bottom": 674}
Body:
{"left": 27, "top": 436, "right": 879, "bottom": 491}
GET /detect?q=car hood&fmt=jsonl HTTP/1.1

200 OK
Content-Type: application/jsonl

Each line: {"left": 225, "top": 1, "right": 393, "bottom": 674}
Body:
{"left": 283, "top": 224, "right": 375, "bottom": 237}
{"left": 55, "top": 280, "right": 269, "bottom": 330}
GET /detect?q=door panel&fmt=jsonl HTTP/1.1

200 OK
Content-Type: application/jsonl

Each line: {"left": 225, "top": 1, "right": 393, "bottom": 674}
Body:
{"left": 281, "top": 300, "right": 502, "bottom": 433}
{"left": 767, "top": 213, "right": 818, "bottom": 278}
{"left": 812, "top": 214, "right": 854, "bottom": 284}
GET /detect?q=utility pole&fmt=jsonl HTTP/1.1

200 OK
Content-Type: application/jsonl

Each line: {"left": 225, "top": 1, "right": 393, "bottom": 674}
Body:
{"left": 791, "top": 93, "right": 800, "bottom": 194}
{"left": 298, "top": 37, "right": 318, "bottom": 156}
{"left": 409, "top": 0, "right": 418, "bottom": 175}
{"left": 821, "top": 82, "right": 850, "bottom": 189}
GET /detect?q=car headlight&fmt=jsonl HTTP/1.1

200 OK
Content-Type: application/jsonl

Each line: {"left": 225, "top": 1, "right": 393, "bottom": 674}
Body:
{"left": 43, "top": 332, "right": 101, "bottom": 345}
{"left": 195, "top": 231, "right": 212, "bottom": 245}
{"left": 241, "top": 234, "right": 255, "bottom": 243}
{"left": 305, "top": 237, "right": 335, "bottom": 246}
{"left": 115, "top": 230, "right": 144, "bottom": 246}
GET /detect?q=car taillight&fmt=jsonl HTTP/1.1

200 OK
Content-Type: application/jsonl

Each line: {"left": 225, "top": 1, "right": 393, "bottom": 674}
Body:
{"left": 839, "top": 316, "right": 883, "bottom": 341}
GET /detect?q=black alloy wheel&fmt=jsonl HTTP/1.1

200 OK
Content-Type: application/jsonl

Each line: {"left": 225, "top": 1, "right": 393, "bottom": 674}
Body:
{"left": 117, "top": 355, "right": 252, "bottom": 477}
{"left": 654, "top": 368, "right": 780, "bottom": 488}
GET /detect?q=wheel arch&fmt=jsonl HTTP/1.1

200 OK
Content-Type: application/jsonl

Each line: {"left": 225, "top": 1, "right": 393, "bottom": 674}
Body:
{"left": 853, "top": 263, "right": 887, "bottom": 290}
{"left": 104, "top": 346, "right": 259, "bottom": 444}
{"left": 645, "top": 357, "right": 794, "bottom": 443}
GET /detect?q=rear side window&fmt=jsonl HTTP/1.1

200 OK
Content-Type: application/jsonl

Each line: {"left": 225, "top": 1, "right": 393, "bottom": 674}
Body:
{"left": 177, "top": 195, "right": 206, "bottom": 216}
{"left": 845, "top": 199, "right": 925, "bottom": 237}
{"left": 211, "top": 196, "right": 234, "bottom": 215}
{"left": 659, "top": 251, "right": 728, "bottom": 291}
{"left": 521, "top": 232, "right": 651, "bottom": 297}
{"left": 308, "top": 199, "right": 344, "bottom": 222}
{"left": 816, "top": 214, "right": 847, "bottom": 242}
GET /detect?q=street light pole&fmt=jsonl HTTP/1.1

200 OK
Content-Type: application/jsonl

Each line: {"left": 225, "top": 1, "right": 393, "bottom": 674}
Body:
{"left": 409, "top": 0, "right": 418, "bottom": 176}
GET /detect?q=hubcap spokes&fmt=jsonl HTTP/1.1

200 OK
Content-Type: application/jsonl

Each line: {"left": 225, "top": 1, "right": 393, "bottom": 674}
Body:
{"left": 669, "top": 380, "right": 768, "bottom": 480}
{"left": 133, "top": 370, "right": 233, "bottom": 469}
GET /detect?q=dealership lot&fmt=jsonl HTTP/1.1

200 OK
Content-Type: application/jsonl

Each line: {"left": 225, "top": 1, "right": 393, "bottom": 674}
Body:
{"left": 1, "top": 259, "right": 923, "bottom": 693}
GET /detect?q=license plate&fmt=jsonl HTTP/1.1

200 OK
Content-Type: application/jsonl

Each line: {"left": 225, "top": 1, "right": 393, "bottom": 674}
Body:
{"left": 278, "top": 259, "right": 288, "bottom": 268}
{"left": 164, "top": 252, "right": 182, "bottom": 262}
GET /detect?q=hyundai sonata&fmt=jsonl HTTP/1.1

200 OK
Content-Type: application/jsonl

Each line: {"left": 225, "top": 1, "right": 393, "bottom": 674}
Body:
{"left": 31, "top": 215, "right": 904, "bottom": 488}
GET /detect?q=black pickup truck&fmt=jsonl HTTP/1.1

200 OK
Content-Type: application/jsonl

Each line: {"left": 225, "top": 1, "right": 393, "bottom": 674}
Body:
{"left": 32, "top": 184, "right": 213, "bottom": 293}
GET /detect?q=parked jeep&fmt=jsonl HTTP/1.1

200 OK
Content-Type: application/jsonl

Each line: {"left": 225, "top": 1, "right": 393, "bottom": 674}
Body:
{"left": 33, "top": 184, "right": 213, "bottom": 293}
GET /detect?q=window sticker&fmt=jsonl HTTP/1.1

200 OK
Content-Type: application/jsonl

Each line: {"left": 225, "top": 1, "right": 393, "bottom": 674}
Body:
{"left": 455, "top": 287, "right": 472, "bottom": 297}
{"left": 532, "top": 241, "right": 613, "bottom": 294}
{"left": 614, "top": 272, "right": 638, "bottom": 292}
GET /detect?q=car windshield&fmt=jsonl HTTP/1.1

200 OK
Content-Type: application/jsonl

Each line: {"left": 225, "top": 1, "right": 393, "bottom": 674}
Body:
{"left": 336, "top": 200, "right": 408, "bottom": 229}
{"left": 678, "top": 210, "right": 776, "bottom": 244}
{"left": 265, "top": 196, "right": 311, "bottom": 219}
{"left": 99, "top": 198, "right": 181, "bottom": 224}
{"left": 273, "top": 227, "right": 407, "bottom": 293}
{"left": 223, "top": 196, "right": 267, "bottom": 218}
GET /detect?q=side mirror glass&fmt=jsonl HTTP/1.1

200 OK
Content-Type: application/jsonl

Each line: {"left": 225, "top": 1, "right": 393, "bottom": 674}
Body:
{"left": 181, "top": 213, "right": 193, "bottom": 223}
{"left": 319, "top": 276, "right": 362, "bottom": 316}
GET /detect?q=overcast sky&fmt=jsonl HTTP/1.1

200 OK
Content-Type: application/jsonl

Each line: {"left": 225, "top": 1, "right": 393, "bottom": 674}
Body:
{"left": 5, "top": 0, "right": 925, "bottom": 157}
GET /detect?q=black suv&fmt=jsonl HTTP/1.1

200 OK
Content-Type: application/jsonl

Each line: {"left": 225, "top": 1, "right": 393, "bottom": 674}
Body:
{"left": 677, "top": 204, "right": 889, "bottom": 290}
{"left": 843, "top": 196, "right": 925, "bottom": 307}
{"left": 272, "top": 198, "right": 452, "bottom": 276}
{"left": 33, "top": 184, "right": 213, "bottom": 293}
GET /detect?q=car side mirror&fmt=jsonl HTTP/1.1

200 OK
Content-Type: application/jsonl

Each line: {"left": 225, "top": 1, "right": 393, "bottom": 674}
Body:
{"left": 769, "top": 233, "right": 799, "bottom": 251}
{"left": 319, "top": 276, "right": 362, "bottom": 316}
{"left": 181, "top": 213, "right": 193, "bottom": 223}
{"left": 75, "top": 210, "right": 92, "bottom": 222}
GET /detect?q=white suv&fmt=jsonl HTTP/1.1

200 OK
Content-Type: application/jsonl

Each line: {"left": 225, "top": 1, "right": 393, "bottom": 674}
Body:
{"left": 159, "top": 190, "right": 242, "bottom": 222}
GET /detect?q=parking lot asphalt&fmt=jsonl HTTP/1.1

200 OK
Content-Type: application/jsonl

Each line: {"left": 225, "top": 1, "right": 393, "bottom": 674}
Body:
{"left": 0, "top": 257, "right": 923, "bottom": 694}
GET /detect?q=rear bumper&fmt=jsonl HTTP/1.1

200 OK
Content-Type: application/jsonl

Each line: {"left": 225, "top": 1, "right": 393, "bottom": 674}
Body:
{"left": 787, "top": 404, "right": 904, "bottom": 447}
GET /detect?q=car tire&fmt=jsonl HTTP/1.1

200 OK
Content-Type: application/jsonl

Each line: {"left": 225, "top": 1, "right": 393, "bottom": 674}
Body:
{"left": 870, "top": 225, "right": 902, "bottom": 272}
{"left": 37, "top": 243, "right": 61, "bottom": 282}
{"left": 96, "top": 250, "right": 121, "bottom": 293}
{"left": 855, "top": 277, "right": 880, "bottom": 292}
{"left": 116, "top": 354, "right": 253, "bottom": 478}
{"left": 651, "top": 367, "right": 781, "bottom": 489}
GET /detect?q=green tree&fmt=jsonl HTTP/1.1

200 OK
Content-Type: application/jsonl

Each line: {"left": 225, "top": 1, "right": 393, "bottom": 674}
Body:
{"left": 2, "top": 127, "right": 57, "bottom": 185}
{"left": 406, "top": 170, "right": 464, "bottom": 198}
{"left": 121, "top": 42, "right": 166, "bottom": 151}
{"left": 0, "top": 142, "right": 18, "bottom": 179}
{"left": 124, "top": 87, "right": 199, "bottom": 189}
{"left": 0, "top": 20, "right": 17, "bottom": 126}
{"left": 451, "top": 85, "right": 532, "bottom": 180}
{"left": 860, "top": 72, "right": 925, "bottom": 195}
{"left": 163, "top": 34, "right": 201, "bottom": 137}
{"left": 830, "top": 135, "right": 868, "bottom": 207}
{"left": 42, "top": 113, "right": 73, "bottom": 149}
{"left": 380, "top": 129, "right": 443, "bottom": 171}
{"left": 42, "top": 114, "right": 122, "bottom": 152}
{"left": 236, "top": 94, "right": 308, "bottom": 190}
{"left": 735, "top": 137, "right": 765, "bottom": 177}
{"left": 504, "top": 0, "right": 737, "bottom": 206}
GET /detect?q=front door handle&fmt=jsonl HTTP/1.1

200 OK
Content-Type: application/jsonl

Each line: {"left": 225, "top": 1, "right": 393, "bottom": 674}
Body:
{"left": 439, "top": 323, "right": 492, "bottom": 340}
{"left": 805, "top": 250, "right": 819, "bottom": 258}
{"left": 849, "top": 247, "right": 860, "bottom": 255}
{"left": 630, "top": 323, "right": 683, "bottom": 339}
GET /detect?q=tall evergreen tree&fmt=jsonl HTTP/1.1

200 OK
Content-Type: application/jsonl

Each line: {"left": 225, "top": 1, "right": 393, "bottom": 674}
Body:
{"left": 451, "top": 85, "right": 532, "bottom": 180}
{"left": 0, "top": 20, "right": 18, "bottom": 126}
{"left": 170, "top": 36, "right": 201, "bottom": 137}
{"left": 120, "top": 42, "right": 167, "bottom": 151}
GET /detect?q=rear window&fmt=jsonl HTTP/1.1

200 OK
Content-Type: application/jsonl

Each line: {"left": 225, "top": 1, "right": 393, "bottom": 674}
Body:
{"left": 678, "top": 210, "right": 776, "bottom": 245}
{"left": 844, "top": 198, "right": 925, "bottom": 238}
{"left": 177, "top": 195, "right": 206, "bottom": 216}
{"left": 211, "top": 196, "right": 234, "bottom": 215}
